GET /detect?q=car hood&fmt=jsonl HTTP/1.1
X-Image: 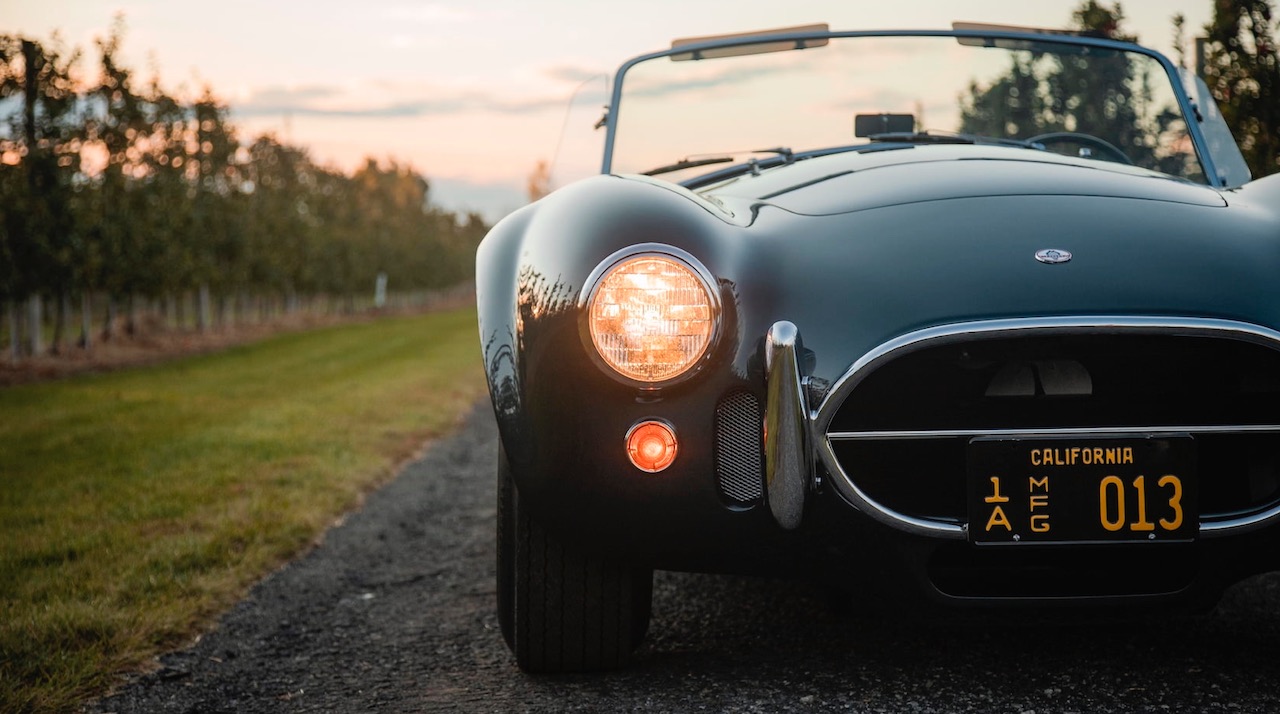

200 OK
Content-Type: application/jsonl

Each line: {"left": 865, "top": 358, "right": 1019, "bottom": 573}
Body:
{"left": 480, "top": 166, "right": 1280, "bottom": 414}
{"left": 702, "top": 145, "right": 1227, "bottom": 216}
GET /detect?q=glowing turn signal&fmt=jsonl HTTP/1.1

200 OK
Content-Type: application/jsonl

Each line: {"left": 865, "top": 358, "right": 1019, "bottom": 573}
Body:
{"left": 626, "top": 420, "right": 678, "bottom": 473}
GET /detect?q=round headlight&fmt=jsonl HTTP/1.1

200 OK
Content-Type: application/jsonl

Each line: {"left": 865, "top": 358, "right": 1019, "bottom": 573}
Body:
{"left": 587, "top": 252, "right": 716, "bottom": 383}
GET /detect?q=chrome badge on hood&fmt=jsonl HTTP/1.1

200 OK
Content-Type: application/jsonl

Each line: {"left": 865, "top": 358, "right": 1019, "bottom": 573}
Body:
{"left": 1035, "top": 248, "right": 1073, "bottom": 264}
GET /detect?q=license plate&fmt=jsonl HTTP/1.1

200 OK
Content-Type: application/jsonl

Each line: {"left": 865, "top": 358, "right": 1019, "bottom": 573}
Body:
{"left": 967, "top": 436, "right": 1197, "bottom": 544}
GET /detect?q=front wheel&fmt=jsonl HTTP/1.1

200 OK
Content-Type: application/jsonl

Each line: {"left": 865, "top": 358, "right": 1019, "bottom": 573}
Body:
{"left": 496, "top": 447, "right": 652, "bottom": 672}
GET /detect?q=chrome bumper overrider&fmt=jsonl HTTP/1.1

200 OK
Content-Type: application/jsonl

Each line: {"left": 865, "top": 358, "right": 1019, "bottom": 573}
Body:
{"left": 766, "top": 316, "right": 1280, "bottom": 538}
{"left": 764, "top": 321, "right": 810, "bottom": 530}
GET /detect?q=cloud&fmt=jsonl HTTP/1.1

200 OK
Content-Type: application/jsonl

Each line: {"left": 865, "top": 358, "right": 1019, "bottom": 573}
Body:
{"left": 381, "top": 3, "right": 484, "bottom": 24}
{"left": 245, "top": 85, "right": 342, "bottom": 105}
{"left": 232, "top": 84, "right": 574, "bottom": 120}
{"left": 230, "top": 55, "right": 616, "bottom": 121}
{"left": 228, "top": 59, "right": 785, "bottom": 123}
{"left": 626, "top": 62, "right": 795, "bottom": 101}
{"left": 429, "top": 176, "right": 525, "bottom": 223}
{"left": 825, "top": 87, "right": 929, "bottom": 113}
{"left": 542, "top": 65, "right": 609, "bottom": 85}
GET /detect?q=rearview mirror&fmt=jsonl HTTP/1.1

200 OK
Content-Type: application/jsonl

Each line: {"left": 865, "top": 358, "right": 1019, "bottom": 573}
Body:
{"left": 855, "top": 113, "right": 915, "bottom": 137}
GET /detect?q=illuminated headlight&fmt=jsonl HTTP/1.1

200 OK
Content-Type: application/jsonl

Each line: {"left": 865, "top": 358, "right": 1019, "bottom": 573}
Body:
{"left": 586, "top": 250, "right": 717, "bottom": 383}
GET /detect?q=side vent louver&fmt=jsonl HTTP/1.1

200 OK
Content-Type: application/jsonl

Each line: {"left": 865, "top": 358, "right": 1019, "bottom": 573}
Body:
{"left": 715, "top": 391, "right": 764, "bottom": 506}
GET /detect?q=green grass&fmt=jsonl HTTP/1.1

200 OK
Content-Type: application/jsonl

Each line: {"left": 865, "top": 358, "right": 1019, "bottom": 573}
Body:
{"left": 0, "top": 308, "right": 487, "bottom": 713}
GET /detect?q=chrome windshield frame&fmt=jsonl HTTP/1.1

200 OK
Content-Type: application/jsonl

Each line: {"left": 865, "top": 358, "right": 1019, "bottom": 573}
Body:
{"left": 600, "top": 29, "right": 1223, "bottom": 187}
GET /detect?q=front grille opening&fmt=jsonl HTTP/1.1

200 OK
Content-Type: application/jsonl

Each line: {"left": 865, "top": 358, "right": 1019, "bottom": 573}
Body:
{"left": 1200, "top": 433, "right": 1280, "bottom": 516}
{"left": 929, "top": 542, "right": 1197, "bottom": 598}
{"left": 834, "top": 439, "right": 966, "bottom": 521}
{"left": 831, "top": 334, "right": 1280, "bottom": 434}
{"left": 828, "top": 333, "right": 1280, "bottom": 523}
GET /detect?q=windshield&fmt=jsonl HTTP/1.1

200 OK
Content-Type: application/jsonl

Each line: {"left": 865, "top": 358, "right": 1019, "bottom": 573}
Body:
{"left": 606, "top": 33, "right": 1208, "bottom": 183}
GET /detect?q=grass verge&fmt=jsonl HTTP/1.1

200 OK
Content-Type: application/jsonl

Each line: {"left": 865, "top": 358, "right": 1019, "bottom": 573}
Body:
{"left": 0, "top": 307, "right": 487, "bottom": 713}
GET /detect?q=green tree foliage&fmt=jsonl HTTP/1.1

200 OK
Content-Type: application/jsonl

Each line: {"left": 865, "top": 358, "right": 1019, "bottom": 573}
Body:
{"left": 1198, "top": 0, "right": 1280, "bottom": 177}
{"left": 87, "top": 18, "right": 156, "bottom": 318}
{"left": 1, "top": 19, "right": 486, "bottom": 353}
{"left": 960, "top": 1, "right": 1193, "bottom": 178}
{"left": 0, "top": 33, "right": 84, "bottom": 347}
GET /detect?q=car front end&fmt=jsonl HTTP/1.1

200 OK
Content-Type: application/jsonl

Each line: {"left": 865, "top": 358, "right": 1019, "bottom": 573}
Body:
{"left": 476, "top": 25, "right": 1280, "bottom": 671}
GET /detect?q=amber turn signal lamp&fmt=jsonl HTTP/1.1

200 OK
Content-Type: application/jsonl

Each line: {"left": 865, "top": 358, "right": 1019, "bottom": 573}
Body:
{"left": 626, "top": 420, "right": 678, "bottom": 473}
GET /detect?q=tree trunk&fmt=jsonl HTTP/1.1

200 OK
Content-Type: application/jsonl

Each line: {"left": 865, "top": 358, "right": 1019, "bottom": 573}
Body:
{"left": 27, "top": 294, "right": 43, "bottom": 357}
{"left": 165, "top": 294, "right": 177, "bottom": 330}
{"left": 198, "top": 283, "right": 212, "bottom": 333}
{"left": 125, "top": 295, "right": 138, "bottom": 336}
{"left": 7, "top": 301, "right": 20, "bottom": 361}
{"left": 216, "top": 293, "right": 228, "bottom": 330}
{"left": 80, "top": 292, "right": 93, "bottom": 350}
{"left": 50, "top": 291, "right": 69, "bottom": 355}
{"left": 104, "top": 295, "right": 117, "bottom": 341}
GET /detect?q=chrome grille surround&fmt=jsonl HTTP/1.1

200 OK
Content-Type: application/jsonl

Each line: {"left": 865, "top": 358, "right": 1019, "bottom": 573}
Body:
{"left": 812, "top": 316, "right": 1280, "bottom": 540}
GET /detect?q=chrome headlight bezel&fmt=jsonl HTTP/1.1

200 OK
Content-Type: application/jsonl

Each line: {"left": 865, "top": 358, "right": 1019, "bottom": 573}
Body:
{"left": 580, "top": 244, "right": 722, "bottom": 389}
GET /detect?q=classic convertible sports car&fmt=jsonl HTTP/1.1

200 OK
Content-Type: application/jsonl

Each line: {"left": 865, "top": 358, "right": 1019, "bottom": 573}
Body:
{"left": 475, "top": 24, "right": 1280, "bottom": 672}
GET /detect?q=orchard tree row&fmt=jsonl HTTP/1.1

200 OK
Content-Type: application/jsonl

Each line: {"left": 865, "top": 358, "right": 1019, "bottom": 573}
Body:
{"left": 0, "top": 20, "right": 487, "bottom": 358}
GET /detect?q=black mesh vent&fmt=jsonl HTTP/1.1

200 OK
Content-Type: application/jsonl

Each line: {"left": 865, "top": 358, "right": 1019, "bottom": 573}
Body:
{"left": 715, "top": 391, "right": 764, "bottom": 505}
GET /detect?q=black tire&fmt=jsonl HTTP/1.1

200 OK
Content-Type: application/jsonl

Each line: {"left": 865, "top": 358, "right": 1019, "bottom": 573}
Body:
{"left": 496, "top": 448, "right": 516, "bottom": 650}
{"left": 495, "top": 446, "right": 653, "bottom": 672}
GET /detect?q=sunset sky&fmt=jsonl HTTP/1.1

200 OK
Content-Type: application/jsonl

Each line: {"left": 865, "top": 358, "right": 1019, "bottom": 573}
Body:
{"left": 10, "top": 0, "right": 1216, "bottom": 221}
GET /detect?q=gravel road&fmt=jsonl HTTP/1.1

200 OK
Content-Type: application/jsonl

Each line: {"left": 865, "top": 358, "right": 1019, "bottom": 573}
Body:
{"left": 94, "top": 404, "right": 1280, "bottom": 713}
